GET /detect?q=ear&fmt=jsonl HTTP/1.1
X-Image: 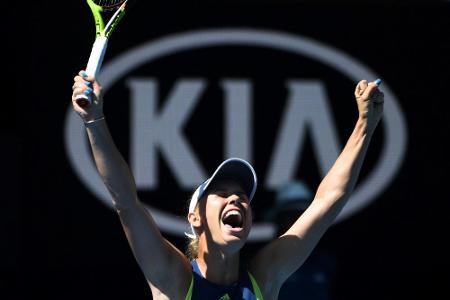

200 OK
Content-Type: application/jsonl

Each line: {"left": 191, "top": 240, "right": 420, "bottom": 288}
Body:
{"left": 188, "top": 211, "right": 202, "bottom": 229}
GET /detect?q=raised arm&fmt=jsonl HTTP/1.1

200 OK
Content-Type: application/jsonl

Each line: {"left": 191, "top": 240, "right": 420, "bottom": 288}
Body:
{"left": 71, "top": 71, "right": 191, "bottom": 297}
{"left": 251, "top": 79, "right": 384, "bottom": 295}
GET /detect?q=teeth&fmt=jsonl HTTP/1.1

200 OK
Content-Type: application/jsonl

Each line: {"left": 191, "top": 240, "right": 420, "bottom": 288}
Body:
{"left": 224, "top": 210, "right": 242, "bottom": 221}
{"left": 225, "top": 210, "right": 241, "bottom": 217}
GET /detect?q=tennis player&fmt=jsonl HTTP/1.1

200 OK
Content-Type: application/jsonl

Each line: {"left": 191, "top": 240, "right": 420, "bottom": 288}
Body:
{"left": 72, "top": 71, "right": 384, "bottom": 300}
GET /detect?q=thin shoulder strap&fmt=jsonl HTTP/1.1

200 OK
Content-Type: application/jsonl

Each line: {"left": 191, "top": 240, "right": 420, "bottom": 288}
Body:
{"left": 248, "top": 272, "right": 264, "bottom": 300}
{"left": 185, "top": 260, "right": 198, "bottom": 300}
{"left": 184, "top": 276, "right": 194, "bottom": 300}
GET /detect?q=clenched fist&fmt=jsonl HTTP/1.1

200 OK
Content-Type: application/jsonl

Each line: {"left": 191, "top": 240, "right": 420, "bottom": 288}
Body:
{"left": 355, "top": 79, "right": 384, "bottom": 131}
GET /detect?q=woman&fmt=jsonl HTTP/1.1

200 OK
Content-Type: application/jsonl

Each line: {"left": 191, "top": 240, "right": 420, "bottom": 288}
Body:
{"left": 72, "top": 71, "right": 383, "bottom": 300}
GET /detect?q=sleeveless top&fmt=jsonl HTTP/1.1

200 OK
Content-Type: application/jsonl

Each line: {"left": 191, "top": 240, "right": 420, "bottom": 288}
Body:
{"left": 185, "top": 260, "right": 264, "bottom": 300}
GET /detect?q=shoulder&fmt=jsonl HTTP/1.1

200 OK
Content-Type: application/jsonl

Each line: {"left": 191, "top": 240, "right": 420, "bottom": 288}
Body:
{"left": 247, "top": 269, "right": 281, "bottom": 300}
{"left": 149, "top": 260, "right": 193, "bottom": 300}
{"left": 248, "top": 241, "right": 297, "bottom": 299}
{"left": 147, "top": 249, "right": 192, "bottom": 299}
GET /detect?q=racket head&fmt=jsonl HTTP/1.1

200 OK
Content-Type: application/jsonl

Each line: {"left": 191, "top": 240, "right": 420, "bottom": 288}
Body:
{"left": 103, "top": 0, "right": 128, "bottom": 38}
{"left": 87, "top": 0, "right": 127, "bottom": 37}
{"left": 91, "top": 0, "right": 127, "bottom": 11}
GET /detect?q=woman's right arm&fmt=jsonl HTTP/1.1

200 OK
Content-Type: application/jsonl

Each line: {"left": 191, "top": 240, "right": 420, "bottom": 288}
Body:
{"left": 71, "top": 71, "right": 191, "bottom": 297}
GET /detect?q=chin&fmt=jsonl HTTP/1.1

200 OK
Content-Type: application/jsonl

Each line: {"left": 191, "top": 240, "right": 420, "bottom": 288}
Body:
{"left": 221, "top": 237, "right": 247, "bottom": 255}
{"left": 220, "top": 226, "right": 250, "bottom": 252}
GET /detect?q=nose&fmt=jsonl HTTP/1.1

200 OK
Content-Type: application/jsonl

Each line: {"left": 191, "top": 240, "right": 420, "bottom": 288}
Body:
{"left": 228, "top": 194, "right": 242, "bottom": 205}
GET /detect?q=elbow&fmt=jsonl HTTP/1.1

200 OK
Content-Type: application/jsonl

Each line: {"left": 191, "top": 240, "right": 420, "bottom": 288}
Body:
{"left": 315, "top": 187, "right": 346, "bottom": 204}
{"left": 312, "top": 189, "right": 349, "bottom": 218}
{"left": 106, "top": 186, "right": 139, "bottom": 212}
{"left": 112, "top": 198, "right": 129, "bottom": 213}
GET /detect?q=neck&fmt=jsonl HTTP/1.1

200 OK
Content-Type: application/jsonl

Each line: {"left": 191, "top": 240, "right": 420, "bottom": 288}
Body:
{"left": 195, "top": 235, "right": 241, "bottom": 285}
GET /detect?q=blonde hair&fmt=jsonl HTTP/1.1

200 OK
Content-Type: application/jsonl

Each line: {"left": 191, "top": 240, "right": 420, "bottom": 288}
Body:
{"left": 185, "top": 192, "right": 201, "bottom": 260}
{"left": 186, "top": 235, "right": 199, "bottom": 260}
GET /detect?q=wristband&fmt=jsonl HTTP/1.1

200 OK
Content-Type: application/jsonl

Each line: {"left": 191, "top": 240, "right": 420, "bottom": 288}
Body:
{"left": 84, "top": 116, "right": 105, "bottom": 125}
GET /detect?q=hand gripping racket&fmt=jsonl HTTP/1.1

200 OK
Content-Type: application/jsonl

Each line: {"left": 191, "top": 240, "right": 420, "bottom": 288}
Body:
{"left": 75, "top": 0, "right": 129, "bottom": 107}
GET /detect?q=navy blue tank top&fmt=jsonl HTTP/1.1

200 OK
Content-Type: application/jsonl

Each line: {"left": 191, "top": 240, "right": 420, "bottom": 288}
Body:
{"left": 186, "top": 260, "right": 263, "bottom": 300}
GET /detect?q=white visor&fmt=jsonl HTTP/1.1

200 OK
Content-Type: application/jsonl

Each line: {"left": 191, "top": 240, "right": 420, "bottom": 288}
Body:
{"left": 185, "top": 158, "right": 257, "bottom": 238}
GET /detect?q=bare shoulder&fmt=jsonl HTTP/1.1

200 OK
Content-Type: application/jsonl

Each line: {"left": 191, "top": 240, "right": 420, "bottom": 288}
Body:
{"left": 149, "top": 273, "right": 192, "bottom": 300}
{"left": 148, "top": 241, "right": 192, "bottom": 299}
{"left": 116, "top": 200, "right": 192, "bottom": 297}
{"left": 248, "top": 241, "right": 289, "bottom": 300}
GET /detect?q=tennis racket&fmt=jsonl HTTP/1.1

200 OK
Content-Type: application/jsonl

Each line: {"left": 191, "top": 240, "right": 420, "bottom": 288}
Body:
{"left": 75, "top": 0, "right": 130, "bottom": 107}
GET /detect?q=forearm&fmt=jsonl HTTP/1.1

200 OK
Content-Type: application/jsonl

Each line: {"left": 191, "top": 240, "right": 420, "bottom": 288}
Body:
{"left": 314, "top": 117, "right": 374, "bottom": 216}
{"left": 85, "top": 119, "right": 138, "bottom": 210}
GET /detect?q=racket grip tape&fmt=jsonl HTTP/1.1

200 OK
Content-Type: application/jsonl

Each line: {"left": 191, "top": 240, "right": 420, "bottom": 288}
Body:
{"left": 75, "top": 37, "right": 109, "bottom": 107}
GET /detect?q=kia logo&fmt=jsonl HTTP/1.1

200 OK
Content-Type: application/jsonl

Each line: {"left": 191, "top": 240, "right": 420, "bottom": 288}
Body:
{"left": 65, "top": 28, "right": 407, "bottom": 241}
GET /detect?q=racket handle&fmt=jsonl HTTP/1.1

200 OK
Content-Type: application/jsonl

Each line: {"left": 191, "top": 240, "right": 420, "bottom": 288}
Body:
{"left": 75, "top": 36, "right": 109, "bottom": 108}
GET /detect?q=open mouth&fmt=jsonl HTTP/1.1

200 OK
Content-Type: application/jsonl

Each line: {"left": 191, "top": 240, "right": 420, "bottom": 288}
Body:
{"left": 221, "top": 209, "right": 244, "bottom": 229}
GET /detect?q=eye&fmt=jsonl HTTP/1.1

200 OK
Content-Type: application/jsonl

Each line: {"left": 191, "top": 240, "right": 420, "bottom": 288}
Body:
{"left": 214, "top": 191, "right": 228, "bottom": 198}
{"left": 237, "top": 192, "right": 249, "bottom": 203}
{"left": 210, "top": 189, "right": 248, "bottom": 202}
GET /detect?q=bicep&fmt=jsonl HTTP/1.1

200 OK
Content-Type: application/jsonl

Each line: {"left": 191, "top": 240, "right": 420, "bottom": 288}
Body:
{"left": 116, "top": 198, "right": 191, "bottom": 288}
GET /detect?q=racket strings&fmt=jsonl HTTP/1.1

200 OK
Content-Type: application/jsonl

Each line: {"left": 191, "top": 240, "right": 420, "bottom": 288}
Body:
{"left": 92, "top": 0, "right": 126, "bottom": 10}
